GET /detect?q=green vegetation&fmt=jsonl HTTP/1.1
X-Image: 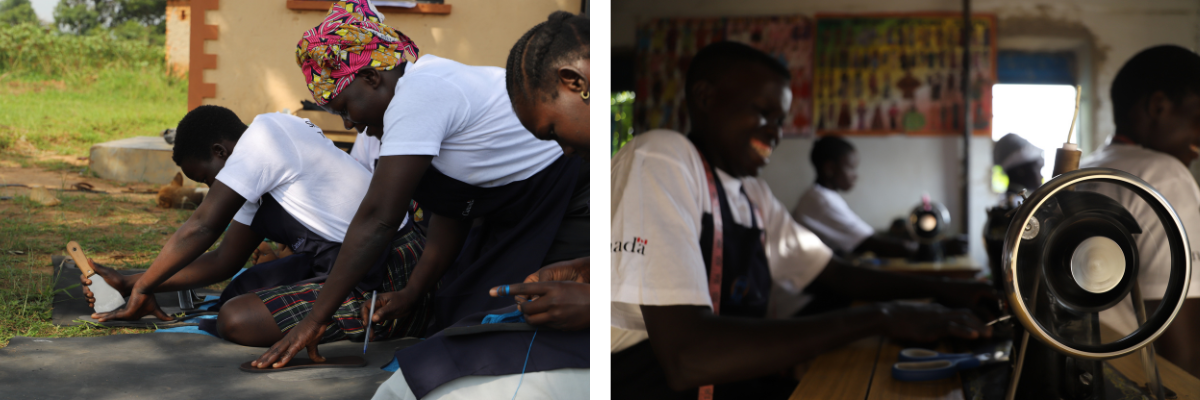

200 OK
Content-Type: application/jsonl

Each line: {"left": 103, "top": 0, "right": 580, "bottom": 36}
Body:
{"left": 612, "top": 91, "right": 635, "bottom": 156}
{"left": 54, "top": 0, "right": 166, "bottom": 45}
{"left": 0, "top": 3, "right": 191, "bottom": 347}
{"left": 0, "top": 192, "right": 196, "bottom": 347}
{"left": 0, "top": 0, "right": 36, "bottom": 26}
{"left": 0, "top": 23, "right": 186, "bottom": 156}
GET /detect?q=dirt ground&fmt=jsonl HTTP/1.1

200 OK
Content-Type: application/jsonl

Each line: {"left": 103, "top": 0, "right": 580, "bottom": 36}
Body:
{"left": 0, "top": 155, "right": 163, "bottom": 200}
{"left": 0, "top": 151, "right": 201, "bottom": 276}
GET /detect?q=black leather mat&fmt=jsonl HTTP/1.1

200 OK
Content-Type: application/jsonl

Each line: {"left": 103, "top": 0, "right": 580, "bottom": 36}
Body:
{"left": 50, "top": 257, "right": 221, "bottom": 327}
{"left": 0, "top": 333, "right": 411, "bottom": 400}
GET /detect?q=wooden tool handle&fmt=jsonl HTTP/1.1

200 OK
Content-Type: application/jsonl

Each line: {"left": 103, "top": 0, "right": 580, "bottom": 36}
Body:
{"left": 66, "top": 241, "right": 95, "bottom": 277}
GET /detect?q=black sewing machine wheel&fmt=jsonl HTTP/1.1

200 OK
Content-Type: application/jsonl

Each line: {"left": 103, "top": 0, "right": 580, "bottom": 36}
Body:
{"left": 1001, "top": 168, "right": 1191, "bottom": 360}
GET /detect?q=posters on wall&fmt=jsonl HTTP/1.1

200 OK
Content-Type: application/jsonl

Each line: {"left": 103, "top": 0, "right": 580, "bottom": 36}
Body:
{"left": 633, "top": 13, "right": 996, "bottom": 137}
{"left": 812, "top": 14, "right": 996, "bottom": 136}
{"left": 635, "top": 15, "right": 815, "bottom": 136}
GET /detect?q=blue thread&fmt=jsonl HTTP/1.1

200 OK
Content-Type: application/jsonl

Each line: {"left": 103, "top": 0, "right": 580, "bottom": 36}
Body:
{"left": 481, "top": 309, "right": 525, "bottom": 324}
{"left": 512, "top": 329, "right": 537, "bottom": 400}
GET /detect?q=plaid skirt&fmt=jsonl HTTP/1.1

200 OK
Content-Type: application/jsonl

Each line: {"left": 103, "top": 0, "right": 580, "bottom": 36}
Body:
{"left": 252, "top": 226, "right": 431, "bottom": 343}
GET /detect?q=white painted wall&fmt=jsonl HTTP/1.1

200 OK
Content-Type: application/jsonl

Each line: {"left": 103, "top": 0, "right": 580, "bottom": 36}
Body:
{"left": 760, "top": 136, "right": 994, "bottom": 264}
{"left": 614, "top": 0, "right": 1200, "bottom": 267}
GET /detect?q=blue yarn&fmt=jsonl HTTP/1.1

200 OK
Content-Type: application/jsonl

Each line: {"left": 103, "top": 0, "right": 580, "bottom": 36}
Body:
{"left": 155, "top": 325, "right": 217, "bottom": 337}
{"left": 481, "top": 309, "right": 525, "bottom": 324}
{"left": 512, "top": 329, "right": 537, "bottom": 400}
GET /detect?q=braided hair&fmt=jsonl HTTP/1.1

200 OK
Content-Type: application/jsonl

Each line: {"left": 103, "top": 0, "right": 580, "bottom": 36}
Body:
{"left": 506, "top": 11, "right": 590, "bottom": 104}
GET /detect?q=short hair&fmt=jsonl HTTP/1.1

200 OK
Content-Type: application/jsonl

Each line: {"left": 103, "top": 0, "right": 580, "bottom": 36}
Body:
{"left": 172, "top": 105, "right": 248, "bottom": 164}
{"left": 685, "top": 41, "right": 791, "bottom": 99}
{"left": 811, "top": 135, "right": 855, "bottom": 171}
{"left": 1111, "top": 45, "right": 1200, "bottom": 133}
{"left": 506, "top": 11, "right": 590, "bottom": 103}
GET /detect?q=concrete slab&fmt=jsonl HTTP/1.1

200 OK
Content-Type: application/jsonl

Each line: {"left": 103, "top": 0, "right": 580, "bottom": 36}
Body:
{"left": 0, "top": 334, "right": 413, "bottom": 400}
{"left": 89, "top": 137, "right": 198, "bottom": 185}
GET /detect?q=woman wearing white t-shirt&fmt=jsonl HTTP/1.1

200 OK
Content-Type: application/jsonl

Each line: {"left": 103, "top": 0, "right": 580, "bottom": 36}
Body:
{"left": 370, "top": 12, "right": 592, "bottom": 400}
{"left": 251, "top": 1, "right": 588, "bottom": 378}
{"left": 83, "top": 105, "right": 429, "bottom": 348}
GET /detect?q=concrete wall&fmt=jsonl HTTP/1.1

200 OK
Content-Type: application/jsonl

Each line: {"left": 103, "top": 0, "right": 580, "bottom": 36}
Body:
{"left": 198, "top": 0, "right": 581, "bottom": 129}
{"left": 165, "top": 1, "right": 190, "bottom": 76}
{"left": 614, "top": 0, "right": 1200, "bottom": 266}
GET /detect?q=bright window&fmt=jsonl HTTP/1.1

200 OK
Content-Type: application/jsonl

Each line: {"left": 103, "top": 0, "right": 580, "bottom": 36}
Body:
{"left": 991, "top": 84, "right": 1079, "bottom": 187}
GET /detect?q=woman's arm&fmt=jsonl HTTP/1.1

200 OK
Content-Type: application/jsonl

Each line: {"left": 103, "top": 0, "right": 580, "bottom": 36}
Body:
{"left": 812, "top": 258, "right": 998, "bottom": 314}
{"left": 93, "top": 181, "right": 246, "bottom": 321}
{"left": 252, "top": 154, "right": 431, "bottom": 368}
{"left": 151, "top": 221, "right": 263, "bottom": 291}
{"left": 641, "top": 302, "right": 988, "bottom": 390}
{"left": 132, "top": 181, "right": 247, "bottom": 293}
{"left": 84, "top": 221, "right": 262, "bottom": 303}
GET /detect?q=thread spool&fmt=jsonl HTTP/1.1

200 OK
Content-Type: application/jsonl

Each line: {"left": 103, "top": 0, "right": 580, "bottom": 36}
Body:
{"left": 1053, "top": 142, "right": 1082, "bottom": 177}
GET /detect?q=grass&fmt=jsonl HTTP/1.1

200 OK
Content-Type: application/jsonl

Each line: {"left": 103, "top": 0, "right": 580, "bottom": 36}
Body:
{"left": 0, "top": 191, "right": 200, "bottom": 347}
{"left": 0, "top": 67, "right": 187, "bottom": 156}
{"left": 0, "top": 24, "right": 196, "bottom": 347}
{"left": 0, "top": 23, "right": 187, "bottom": 157}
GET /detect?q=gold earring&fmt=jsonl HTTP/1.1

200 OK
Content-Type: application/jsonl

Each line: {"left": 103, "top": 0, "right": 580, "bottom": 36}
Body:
{"left": 581, "top": 91, "right": 590, "bottom": 100}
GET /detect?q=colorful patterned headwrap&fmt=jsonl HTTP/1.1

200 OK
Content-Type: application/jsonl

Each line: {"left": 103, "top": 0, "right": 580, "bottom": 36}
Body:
{"left": 296, "top": 0, "right": 420, "bottom": 105}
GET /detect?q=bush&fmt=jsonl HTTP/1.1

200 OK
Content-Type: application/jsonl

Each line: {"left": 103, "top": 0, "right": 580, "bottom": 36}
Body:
{"left": 0, "top": 23, "right": 163, "bottom": 79}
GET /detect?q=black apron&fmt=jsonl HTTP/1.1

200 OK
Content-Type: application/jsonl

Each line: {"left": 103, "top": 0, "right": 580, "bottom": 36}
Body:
{"left": 213, "top": 193, "right": 398, "bottom": 309}
{"left": 394, "top": 304, "right": 589, "bottom": 398}
{"left": 611, "top": 162, "right": 788, "bottom": 400}
{"left": 412, "top": 154, "right": 584, "bottom": 333}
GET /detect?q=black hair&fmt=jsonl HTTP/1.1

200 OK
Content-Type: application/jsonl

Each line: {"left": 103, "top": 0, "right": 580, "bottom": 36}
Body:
{"left": 506, "top": 11, "right": 590, "bottom": 104}
{"left": 810, "top": 135, "right": 855, "bottom": 173}
{"left": 685, "top": 41, "right": 791, "bottom": 99}
{"left": 1111, "top": 45, "right": 1200, "bottom": 135}
{"left": 172, "top": 105, "right": 248, "bottom": 165}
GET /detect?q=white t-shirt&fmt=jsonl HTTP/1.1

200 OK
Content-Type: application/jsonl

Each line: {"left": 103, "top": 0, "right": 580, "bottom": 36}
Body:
{"left": 1079, "top": 143, "right": 1200, "bottom": 332}
{"left": 378, "top": 55, "right": 562, "bottom": 188}
{"left": 350, "top": 130, "right": 381, "bottom": 173}
{"left": 792, "top": 184, "right": 876, "bottom": 253}
{"left": 610, "top": 130, "right": 833, "bottom": 352}
{"left": 216, "top": 113, "right": 407, "bottom": 242}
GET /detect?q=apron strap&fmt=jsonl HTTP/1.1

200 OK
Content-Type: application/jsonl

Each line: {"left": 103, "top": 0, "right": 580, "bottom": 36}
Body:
{"left": 694, "top": 154, "right": 767, "bottom": 400}
{"left": 696, "top": 151, "right": 722, "bottom": 400}
{"left": 740, "top": 187, "right": 767, "bottom": 245}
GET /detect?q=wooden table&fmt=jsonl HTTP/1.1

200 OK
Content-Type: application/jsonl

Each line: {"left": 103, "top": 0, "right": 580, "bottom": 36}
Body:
{"left": 790, "top": 335, "right": 1200, "bottom": 400}
{"left": 873, "top": 256, "right": 983, "bottom": 280}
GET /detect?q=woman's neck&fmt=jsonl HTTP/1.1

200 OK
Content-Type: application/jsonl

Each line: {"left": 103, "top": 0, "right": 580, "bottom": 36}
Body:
{"left": 816, "top": 177, "right": 837, "bottom": 190}
{"left": 689, "top": 132, "right": 731, "bottom": 173}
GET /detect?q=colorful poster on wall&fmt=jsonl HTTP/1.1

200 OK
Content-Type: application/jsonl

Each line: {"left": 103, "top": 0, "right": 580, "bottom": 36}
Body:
{"left": 634, "top": 16, "right": 815, "bottom": 137}
{"left": 813, "top": 14, "right": 996, "bottom": 136}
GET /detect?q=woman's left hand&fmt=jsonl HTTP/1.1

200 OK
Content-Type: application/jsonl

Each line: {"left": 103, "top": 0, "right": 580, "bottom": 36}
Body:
{"left": 251, "top": 317, "right": 329, "bottom": 369}
{"left": 490, "top": 281, "right": 589, "bottom": 331}
{"left": 524, "top": 257, "right": 589, "bottom": 284}
{"left": 934, "top": 280, "right": 1000, "bottom": 320}
{"left": 92, "top": 290, "right": 173, "bottom": 322}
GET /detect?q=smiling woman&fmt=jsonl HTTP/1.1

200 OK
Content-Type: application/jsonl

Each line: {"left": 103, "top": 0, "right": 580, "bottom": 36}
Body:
{"left": 611, "top": 41, "right": 1001, "bottom": 400}
{"left": 686, "top": 41, "right": 792, "bottom": 177}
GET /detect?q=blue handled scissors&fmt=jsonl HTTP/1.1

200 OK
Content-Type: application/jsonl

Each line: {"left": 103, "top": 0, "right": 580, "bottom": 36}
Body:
{"left": 891, "top": 348, "right": 1009, "bottom": 382}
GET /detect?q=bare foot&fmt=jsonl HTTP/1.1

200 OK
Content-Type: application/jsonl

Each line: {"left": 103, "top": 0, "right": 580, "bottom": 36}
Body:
{"left": 253, "top": 242, "right": 280, "bottom": 265}
{"left": 278, "top": 245, "right": 294, "bottom": 259}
